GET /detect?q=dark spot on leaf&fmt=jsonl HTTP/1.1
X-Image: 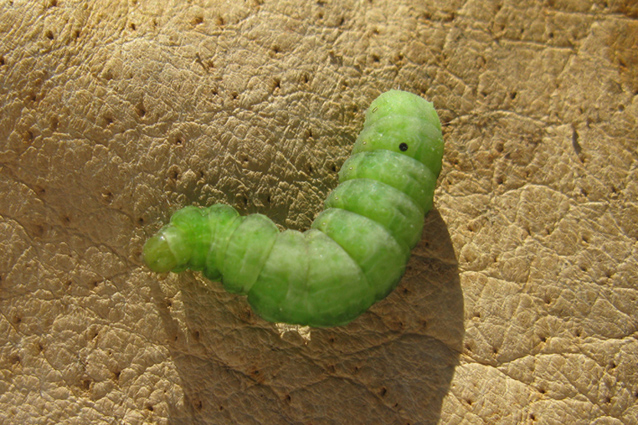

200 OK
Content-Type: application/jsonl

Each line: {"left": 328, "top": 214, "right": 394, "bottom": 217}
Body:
{"left": 168, "top": 166, "right": 181, "bottom": 181}
{"left": 80, "top": 379, "right": 92, "bottom": 391}
{"left": 135, "top": 100, "right": 146, "bottom": 118}
{"left": 24, "top": 129, "right": 34, "bottom": 142}
{"left": 101, "top": 190, "right": 113, "bottom": 204}
{"left": 103, "top": 69, "right": 114, "bottom": 80}
{"left": 33, "top": 224, "right": 44, "bottom": 237}
{"left": 572, "top": 125, "right": 582, "bottom": 158}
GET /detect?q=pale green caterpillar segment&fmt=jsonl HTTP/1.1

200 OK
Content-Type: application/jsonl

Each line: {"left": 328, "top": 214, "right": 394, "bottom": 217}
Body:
{"left": 339, "top": 151, "right": 437, "bottom": 213}
{"left": 169, "top": 207, "right": 212, "bottom": 271}
{"left": 248, "top": 229, "right": 374, "bottom": 327}
{"left": 353, "top": 90, "right": 444, "bottom": 177}
{"left": 324, "top": 178, "right": 425, "bottom": 250}
{"left": 143, "top": 205, "right": 240, "bottom": 277}
{"left": 201, "top": 205, "right": 241, "bottom": 281}
{"left": 143, "top": 89, "right": 444, "bottom": 327}
{"left": 303, "top": 230, "right": 375, "bottom": 326}
{"left": 143, "top": 206, "right": 209, "bottom": 274}
{"left": 311, "top": 208, "right": 408, "bottom": 301}
{"left": 221, "top": 214, "right": 279, "bottom": 294}
{"left": 363, "top": 89, "right": 441, "bottom": 132}
{"left": 143, "top": 225, "right": 190, "bottom": 273}
{"left": 246, "top": 230, "right": 311, "bottom": 324}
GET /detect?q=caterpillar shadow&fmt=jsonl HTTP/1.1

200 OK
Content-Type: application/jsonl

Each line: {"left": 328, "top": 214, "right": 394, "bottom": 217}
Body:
{"left": 153, "top": 208, "right": 462, "bottom": 425}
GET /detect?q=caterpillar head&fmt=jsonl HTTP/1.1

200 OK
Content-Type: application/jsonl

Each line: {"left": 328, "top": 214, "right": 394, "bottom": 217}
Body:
{"left": 143, "top": 226, "right": 191, "bottom": 273}
{"left": 352, "top": 90, "right": 444, "bottom": 176}
{"left": 143, "top": 207, "right": 208, "bottom": 273}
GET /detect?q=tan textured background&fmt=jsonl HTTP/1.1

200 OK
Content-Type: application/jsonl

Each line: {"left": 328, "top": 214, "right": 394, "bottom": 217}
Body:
{"left": 1, "top": 0, "right": 637, "bottom": 424}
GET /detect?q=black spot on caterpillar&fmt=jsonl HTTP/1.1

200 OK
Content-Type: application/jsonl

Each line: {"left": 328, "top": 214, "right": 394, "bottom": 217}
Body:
{"left": 143, "top": 90, "right": 444, "bottom": 327}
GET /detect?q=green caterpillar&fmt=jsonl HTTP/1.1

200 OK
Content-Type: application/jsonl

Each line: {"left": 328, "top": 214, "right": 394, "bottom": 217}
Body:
{"left": 143, "top": 90, "right": 444, "bottom": 327}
